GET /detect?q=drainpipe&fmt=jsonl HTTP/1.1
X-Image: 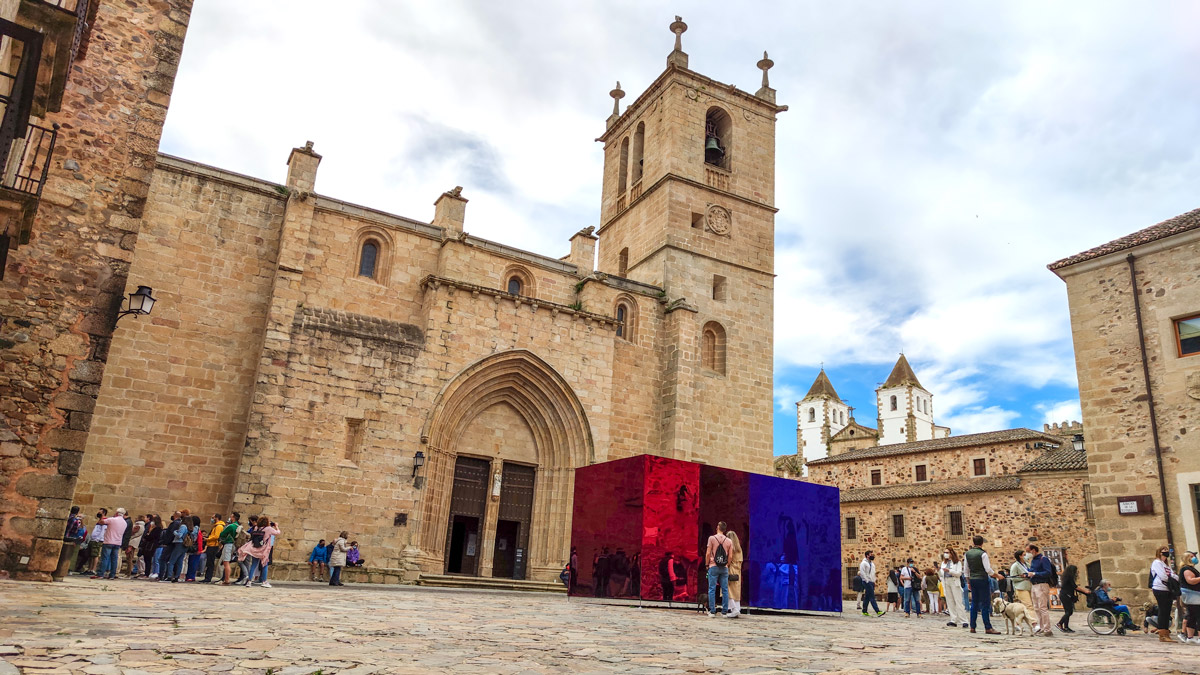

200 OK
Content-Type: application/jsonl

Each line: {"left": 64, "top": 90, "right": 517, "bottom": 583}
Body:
{"left": 1126, "top": 253, "right": 1175, "bottom": 559}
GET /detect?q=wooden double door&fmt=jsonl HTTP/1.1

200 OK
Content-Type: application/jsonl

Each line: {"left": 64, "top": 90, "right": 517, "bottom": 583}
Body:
{"left": 444, "top": 457, "right": 535, "bottom": 579}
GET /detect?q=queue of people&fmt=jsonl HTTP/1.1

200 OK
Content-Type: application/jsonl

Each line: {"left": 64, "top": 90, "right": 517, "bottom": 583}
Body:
{"left": 59, "top": 505, "right": 365, "bottom": 588}
{"left": 858, "top": 538, "right": 1200, "bottom": 644}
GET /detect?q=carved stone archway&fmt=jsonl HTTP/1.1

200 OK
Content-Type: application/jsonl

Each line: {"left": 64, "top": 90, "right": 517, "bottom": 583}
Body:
{"left": 415, "top": 349, "right": 594, "bottom": 580}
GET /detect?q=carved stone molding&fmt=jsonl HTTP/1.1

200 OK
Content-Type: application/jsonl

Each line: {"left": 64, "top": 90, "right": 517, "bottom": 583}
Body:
{"left": 705, "top": 204, "right": 731, "bottom": 236}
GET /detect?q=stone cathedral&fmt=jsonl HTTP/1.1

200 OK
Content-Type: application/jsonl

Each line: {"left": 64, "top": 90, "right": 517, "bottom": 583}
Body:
{"left": 70, "top": 19, "right": 785, "bottom": 583}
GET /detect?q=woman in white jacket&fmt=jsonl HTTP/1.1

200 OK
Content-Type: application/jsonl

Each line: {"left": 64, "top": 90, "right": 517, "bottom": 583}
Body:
{"left": 941, "top": 547, "right": 968, "bottom": 628}
{"left": 329, "top": 532, "right": 349, "bottom": 587}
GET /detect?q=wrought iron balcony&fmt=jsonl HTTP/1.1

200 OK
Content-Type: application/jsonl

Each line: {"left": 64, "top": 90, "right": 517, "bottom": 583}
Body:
{"left": 17, "top": 0, "right": 91, "bottom": 115}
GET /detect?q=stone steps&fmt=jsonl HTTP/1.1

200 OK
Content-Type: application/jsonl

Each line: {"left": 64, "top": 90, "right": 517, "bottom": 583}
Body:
{"left": 416, "top": 573, "right": 566, "bottom": 594}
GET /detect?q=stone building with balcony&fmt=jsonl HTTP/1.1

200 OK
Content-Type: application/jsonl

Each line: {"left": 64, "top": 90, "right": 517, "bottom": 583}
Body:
{"left": 59, "top": 19, "right": 786, "bottom": 586}
{"left": 0, "top": 0, "right": 191, "bottom": 580}
{"left": 787, "top": 365, "right": 1098, "bottom": 596}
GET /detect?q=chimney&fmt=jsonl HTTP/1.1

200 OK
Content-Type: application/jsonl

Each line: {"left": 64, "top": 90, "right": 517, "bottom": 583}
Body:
{"left": 286, "top": 141, "right": 322, "bottom": 193}
{"left": 433, "top": 186, "right": 468, "bottom": 238}
{"left": 567, "top": 227, "right": 597, "bottom": 273}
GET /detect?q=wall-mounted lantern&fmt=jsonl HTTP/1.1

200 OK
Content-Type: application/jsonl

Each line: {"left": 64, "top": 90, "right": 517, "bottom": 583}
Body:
{"left": 116, "top": 285, "right": 156, "bottom": 323}
{"left": 412, "top": 450, "right": 426, "bottom": 488}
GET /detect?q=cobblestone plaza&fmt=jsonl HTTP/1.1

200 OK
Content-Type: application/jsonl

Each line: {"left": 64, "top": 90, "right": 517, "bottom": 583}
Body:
{"left": 2, "top": 578, "right": 1197, "bottom": 674}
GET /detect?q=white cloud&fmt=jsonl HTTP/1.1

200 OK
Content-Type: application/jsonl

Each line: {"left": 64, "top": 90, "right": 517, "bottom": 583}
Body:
{"left": 940, "top": 406, "right": 1022, "bottom": 435}
{"left": 1036, "top": 399, "right": 1083, "bottom": 426}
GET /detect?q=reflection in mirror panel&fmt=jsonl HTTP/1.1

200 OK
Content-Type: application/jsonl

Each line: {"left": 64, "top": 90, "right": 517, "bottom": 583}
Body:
{"left": 570, "top": 454, "right": 841, "bottom": 612}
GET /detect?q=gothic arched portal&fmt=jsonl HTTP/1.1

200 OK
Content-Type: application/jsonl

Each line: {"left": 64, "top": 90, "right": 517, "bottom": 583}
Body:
{"left": 416, "top": 350, "right": 594, "bottom": 581}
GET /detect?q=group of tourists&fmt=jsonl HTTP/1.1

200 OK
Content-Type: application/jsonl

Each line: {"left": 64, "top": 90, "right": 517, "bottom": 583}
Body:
{"left": 61, "top": 506, "right": 359, "bottom": 589}
{"left": 857, "top": 537, "right": 1200, "bottom": 644}
{"left": 704, "top": 521, "right": 744, "bottom": 618}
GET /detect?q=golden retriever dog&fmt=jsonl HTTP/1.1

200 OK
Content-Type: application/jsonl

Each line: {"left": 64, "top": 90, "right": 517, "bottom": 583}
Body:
{"left": 993, "top": 595, "right": 1034, "bottom": 636}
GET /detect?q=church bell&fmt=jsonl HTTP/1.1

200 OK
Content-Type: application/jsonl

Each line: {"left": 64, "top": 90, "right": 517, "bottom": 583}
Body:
{"left": 705, "top": 136, "right": 724, "bottom": 163}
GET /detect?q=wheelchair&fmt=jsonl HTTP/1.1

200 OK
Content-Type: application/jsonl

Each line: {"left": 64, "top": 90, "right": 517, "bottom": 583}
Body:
{"left": 1087, "top": 606, "right": 1133, "bottom": 635}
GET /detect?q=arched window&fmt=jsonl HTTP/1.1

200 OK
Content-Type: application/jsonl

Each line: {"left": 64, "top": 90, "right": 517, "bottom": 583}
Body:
{"left": 704, "top": 107, "right": 732, "bottom": 170}
{"left": 618, "top": 248, "right": 629, "bottom": 277}
{"left": 352, "top": 228, "right": 392, "bottom": 284}
{"left": 614, "top": 296, "right": 637, "bottom": 342}
{"left": 618, "top": 136, "right": 629, "bottom": 194}
{"left": 631, "top": 122, "right": 645, "bottom": 184}
{"left": 359, "top": 240, "right": 379, "bottom": 278}
{"left": 890, "top": 395, "right": 898, "bottom": 411}
{"left": 701, "top": 321, "right": 727, "bottom": 375}
{"left": 502, "top": 265, "right": 534, "bottom": 298}
{"left": 808, "top": 407, "right": 815, "bottom": 423}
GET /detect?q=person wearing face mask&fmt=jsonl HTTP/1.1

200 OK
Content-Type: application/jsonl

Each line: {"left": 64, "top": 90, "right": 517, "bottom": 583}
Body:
{"left": 858, "top": 550, "right": 882, "bottom": 616}
{"left": 1176, "top": 551, "right": 1200, "bottom": 643}
{"left": 1150, "top": 545, "right": 1180, "bottom": 642}
{"left": 202, "top": 513, "right": 225, "bottom": 583}
{"left": 941, "top": 548, "right": 967, "bottom": 627}
{"left": 1009, "top": 550, "right": 1039, "bottom": 632}
{"left": 1022, "top": 544, "right": 1055, "bottom": 637}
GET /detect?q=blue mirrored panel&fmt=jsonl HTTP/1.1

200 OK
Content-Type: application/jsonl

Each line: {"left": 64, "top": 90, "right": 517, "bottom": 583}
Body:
{"left": 748, "top": 474, "right": 842, "bottom": 611}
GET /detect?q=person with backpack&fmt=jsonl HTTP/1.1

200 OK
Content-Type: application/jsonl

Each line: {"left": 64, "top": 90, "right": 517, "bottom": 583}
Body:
{"left": 185, "top": 515, "right": 205, "bottom": 581}
{"left": 1150, "top": 544, "right": 1180, "bottom": 643}
{"left": 900, "top": 559, "right": 921, "bottom": 618}
{"left": 705, "top": 521, "right": 734, "bottom": 617}
{"left": 886, "top": 566, "right": 900, "bottom": 611}
{"left": 1021, "top": 544, "right": 1056, "bottom": 637}
{"left": 237, "top": 515, "right": 279, "bottom": 587}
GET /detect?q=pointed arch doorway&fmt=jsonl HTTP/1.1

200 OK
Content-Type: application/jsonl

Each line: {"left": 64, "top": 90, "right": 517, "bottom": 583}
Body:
{"left": 417, "top": 350, "right": 593, "bottom": 581}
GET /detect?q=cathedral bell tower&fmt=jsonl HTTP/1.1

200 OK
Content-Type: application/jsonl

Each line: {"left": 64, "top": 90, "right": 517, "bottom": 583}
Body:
{"left": 594, "top": 18, "right": 786, "bottom": 470}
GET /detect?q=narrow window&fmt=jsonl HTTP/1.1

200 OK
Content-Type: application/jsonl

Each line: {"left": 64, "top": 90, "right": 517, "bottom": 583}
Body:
{"left": 618, "top": 247, "right": 629, "bottom": 277}
{"left": 914, "top": 465, "right": 927, "bottom": 482}
{"left": 712, "top": 274, "right": 727, "bottom": 301}
{"left": 345, "top": 419, "right": 364, "bottom": 463}
{"left": 892, "top": 514, "right": 905, "bottom": 538}
{"left": 691, "top": 212, "right": 704, "bottom": 228}
{"left": 507, "top": 277, "right": 522, "bottom": 295}
{"left": 1086, "top": 484, "right": 1096, "bottom": 520}
{"left": 949, "top": 510, "right": 964, "bottom": 536}
{"left": 616, "top": 305, "right": 626, "bottom": 338}
{"left": 890, "top": 395, "right": 897, "bottom": 411}
{"left": 846, "top": 517, "right": 857, "bottom": 540}
{"left": 359, "top": 241, "right": 379, "bottom": 278}
{"left": 870, "top": 469, "right": 882, "bottom": 486}
{"left": 618, "top": 136, "right": 629, "bottom": 194}
{"left": 808, "top": 407, "right": 815, "bottom": 423}
{"left": 701, "top": 321, "right": 726, "bottom": 375}
{"left": 631, "top": 122, "right": 645, "bottom": 184}
{"left": 973, "top": 458, "right": 987, "bottom": 477}
{"left": 1177, "top": 313, "right": 1200, "bottom": 357}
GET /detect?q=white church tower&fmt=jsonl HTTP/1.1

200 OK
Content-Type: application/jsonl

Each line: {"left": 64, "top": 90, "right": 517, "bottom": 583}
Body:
{"left": 876, "top": 354, "right": 947, "bottom": 445}
{"left": 797, "top": 369, "right": 849, "bottom": 460}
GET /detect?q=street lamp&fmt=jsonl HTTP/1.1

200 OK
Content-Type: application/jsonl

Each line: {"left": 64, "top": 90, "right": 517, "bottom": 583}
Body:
{"left": 412, "top": 450, "right": 425, "bottom": 477}
{"left": 116, "top": 286, "right": 156, "bottom": 322}
{"left": 1072, "top": 434, "right": 1085, "bottom": 452}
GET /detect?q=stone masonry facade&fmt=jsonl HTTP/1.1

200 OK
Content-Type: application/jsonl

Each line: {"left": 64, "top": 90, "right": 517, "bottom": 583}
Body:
{"left": 68, "top": 23, "right": 786, "bottom": 584}
{"left": 1051, "top": 209, "right": 1200, "bottom": 602}
{"left": 807, "top": 430, "right": 1098, "bottom": 597}
{"left": 0, "top": 0, "right": 191, "bottom": 579}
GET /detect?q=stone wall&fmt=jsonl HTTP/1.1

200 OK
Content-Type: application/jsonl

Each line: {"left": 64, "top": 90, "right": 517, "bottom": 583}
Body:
{"left": 73, "top": 160, "right": 285, "bottom": 521}
{"left": 1056, "top": 233, "right": 1200, "bottom": 601}
{"left": 810, "top": 439, "right": 1052, "bottom": 488}
{"left": 839, "top": 472, "right": 1097, "bottom": 593}
{"left": 0, "top": 0, "right": 191, "bottom": 579}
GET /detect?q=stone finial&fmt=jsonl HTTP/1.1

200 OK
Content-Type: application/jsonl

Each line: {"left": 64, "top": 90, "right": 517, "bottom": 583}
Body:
{"left": 286, "top": 141, "right": 322, "bottom": 192}
{"left": 668, "top": 16, "right": 689, "bottom": 69}
{"left": 606, "top": 82, "right": 625, "bottom": 129}
{"left": 756, "top": 51, "right": 776, "bottom": 103}
{"left": 433, "top": 186, "right": 468, "bottom": 238}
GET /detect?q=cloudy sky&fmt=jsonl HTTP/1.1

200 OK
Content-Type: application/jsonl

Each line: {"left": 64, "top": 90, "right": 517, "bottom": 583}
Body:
{"left": 160, "top": 1, "right": 1200, "bottom": 460}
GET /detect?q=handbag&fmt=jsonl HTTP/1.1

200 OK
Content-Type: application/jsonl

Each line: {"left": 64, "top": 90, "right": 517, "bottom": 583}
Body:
{"left": 728, "top": 574, "right": 739, "bottom": 582}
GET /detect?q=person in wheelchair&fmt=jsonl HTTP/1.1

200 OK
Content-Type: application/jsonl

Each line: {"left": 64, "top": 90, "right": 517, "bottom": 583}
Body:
{"left": 1093, "top": 579, "right": 1136, "bottom": 634}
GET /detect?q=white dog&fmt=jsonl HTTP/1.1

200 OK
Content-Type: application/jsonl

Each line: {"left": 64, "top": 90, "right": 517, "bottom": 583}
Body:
{"left": 992, "top": 596, "right": 1034, "bottom": 636}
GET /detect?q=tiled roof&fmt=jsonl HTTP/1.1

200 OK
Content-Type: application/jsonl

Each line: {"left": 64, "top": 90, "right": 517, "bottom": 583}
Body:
{"left": 1048, "top": 207, "right": 1200, "bottom": 270}
{"left": 803, "top": 369, "right": 840, "bottom": 401}
{"left": 882, "top": 354, "right": 923, "bottom": 389}
{"left": 841, "top": 475, "right": 1022, "bottom": 503}
{"left": 1018, "top": 446, "right": 1088, "bottom": 473}
{"left": 805, "top": 428, "right": 1062, "bottom": 466}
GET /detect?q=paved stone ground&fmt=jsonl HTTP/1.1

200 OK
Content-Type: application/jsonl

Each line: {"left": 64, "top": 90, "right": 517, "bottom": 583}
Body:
{"left": 1, "top": 577, "right": 1198, "bottom": 674}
